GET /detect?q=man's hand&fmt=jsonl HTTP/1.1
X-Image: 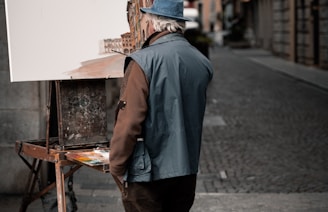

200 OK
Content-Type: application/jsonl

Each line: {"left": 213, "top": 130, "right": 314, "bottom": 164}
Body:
{"left": 111, "top": 174, "right": 126, "bottom": 193}
{"left": 117, "top": 175, "right": 124, "bottom": 184}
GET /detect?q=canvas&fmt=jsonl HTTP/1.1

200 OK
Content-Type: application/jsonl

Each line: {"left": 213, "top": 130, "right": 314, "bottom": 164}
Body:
{"left": 5, "top": 0, "right": 130, "bottom": 82}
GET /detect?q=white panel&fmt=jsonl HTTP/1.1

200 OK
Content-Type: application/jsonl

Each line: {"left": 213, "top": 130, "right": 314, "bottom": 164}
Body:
{"left": 5, "top": 0, "right": 129, "bottom": 82}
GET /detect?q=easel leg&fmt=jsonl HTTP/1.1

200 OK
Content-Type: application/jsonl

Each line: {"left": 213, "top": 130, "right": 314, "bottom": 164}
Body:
{"left": 55, "top": 161, "right": 67, "bottom": 212}
{"left": 19, "top": 158, "right": 42, "bottom": 212}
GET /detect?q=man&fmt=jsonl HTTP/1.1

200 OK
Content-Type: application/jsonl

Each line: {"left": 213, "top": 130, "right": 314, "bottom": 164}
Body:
{"left": 109, "top": 0, "right": 213, "bottom": 211}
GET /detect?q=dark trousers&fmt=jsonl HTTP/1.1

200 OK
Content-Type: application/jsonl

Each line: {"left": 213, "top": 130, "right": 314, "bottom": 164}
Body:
{"left": 112, "top": 174, "right": 197, "bottom": 212}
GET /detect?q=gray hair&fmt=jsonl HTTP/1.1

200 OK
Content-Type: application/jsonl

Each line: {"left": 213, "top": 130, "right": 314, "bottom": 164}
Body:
{"left": 146, "top": 13, "right": 185, "bottom": 32}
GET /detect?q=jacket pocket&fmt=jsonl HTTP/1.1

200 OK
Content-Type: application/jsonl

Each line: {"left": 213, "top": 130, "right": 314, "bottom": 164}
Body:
{"left": 124, "top": 140, "right": 152, "bottom": 182}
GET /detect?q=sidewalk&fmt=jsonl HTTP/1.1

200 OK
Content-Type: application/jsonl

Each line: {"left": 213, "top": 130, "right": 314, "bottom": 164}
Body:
{"left": 1, "top": 192, "right": 328, "bottom": 212}
{"left": 2, "top": 47, "right": 328, "bottom": 212}
{"left": 231, "top": 48, "right": 328, "bottom": 91}
{"left": 192, "top": 193, "right": 328, "bottom": 212}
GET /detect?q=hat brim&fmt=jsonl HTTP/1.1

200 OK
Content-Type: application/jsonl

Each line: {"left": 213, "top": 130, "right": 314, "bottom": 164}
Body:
{"left": 140, "top": 7, "right": 191, "bottom": 22}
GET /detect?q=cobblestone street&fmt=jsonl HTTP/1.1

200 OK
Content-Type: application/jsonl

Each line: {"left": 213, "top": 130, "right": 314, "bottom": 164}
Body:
{"left": 198, "top": 47, "right": 328, "bottom": 193}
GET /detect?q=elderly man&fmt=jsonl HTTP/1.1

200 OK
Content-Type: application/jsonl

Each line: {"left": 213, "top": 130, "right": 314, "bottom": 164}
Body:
{"left": 109, "top": 0, "right": 213, "bottom": 211}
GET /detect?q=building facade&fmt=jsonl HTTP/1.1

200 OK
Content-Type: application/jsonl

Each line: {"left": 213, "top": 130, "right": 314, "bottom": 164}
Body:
{"left": 225, "top": 0, "right": 328, "bottom": 70}
{"left": 127, "top": 0, "right": 154, "bottom": 51}
{"left": 121, "top": 32, "right": 134, "bottom": 54}
{"left": 200, "top": 0, "right": 223, "bottom": 33}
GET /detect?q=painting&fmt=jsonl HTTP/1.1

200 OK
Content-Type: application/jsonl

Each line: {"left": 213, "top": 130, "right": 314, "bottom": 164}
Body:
{"left": 66, "top": 149, "right": 109, "bottom": 166}
{"left": 5, "top": 0, "right": 130, "bottom": 82}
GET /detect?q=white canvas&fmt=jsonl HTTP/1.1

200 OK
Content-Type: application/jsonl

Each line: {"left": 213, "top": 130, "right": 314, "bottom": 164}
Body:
{"left": 5, "top": 0, "right": 130, "bottom": 82}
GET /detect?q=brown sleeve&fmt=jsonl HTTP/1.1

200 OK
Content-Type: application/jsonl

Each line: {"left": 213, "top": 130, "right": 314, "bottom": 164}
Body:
{"left": 109, "top": 60, "right": 149, "bottom": 177}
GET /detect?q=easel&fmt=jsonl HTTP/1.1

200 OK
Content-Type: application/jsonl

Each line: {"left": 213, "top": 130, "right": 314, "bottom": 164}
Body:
{"left": 16, "top": 79, "right": 110, "bottom": 212}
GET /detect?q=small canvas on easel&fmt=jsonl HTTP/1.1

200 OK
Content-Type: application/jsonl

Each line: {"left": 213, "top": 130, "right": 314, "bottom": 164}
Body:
{"left": 5, "top": 0, "right": 130, "bottom": 82}
{"left": 55, "top": 80, "right": 108, "bottom": 146}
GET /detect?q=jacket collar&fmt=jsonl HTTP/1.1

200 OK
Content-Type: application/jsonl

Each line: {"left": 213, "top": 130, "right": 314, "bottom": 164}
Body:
{"left": 142, "top": 30, "right": 184, "bottom": 49}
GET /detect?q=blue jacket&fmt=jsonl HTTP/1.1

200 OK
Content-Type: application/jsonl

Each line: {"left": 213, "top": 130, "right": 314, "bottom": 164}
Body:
{"left": 124, "top": 32, "right": 213, "bottom": 182}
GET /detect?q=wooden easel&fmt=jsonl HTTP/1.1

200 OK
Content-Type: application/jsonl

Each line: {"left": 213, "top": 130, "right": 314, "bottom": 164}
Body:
{"left": 16, "top": 79, "right": 110, "bottom": 212}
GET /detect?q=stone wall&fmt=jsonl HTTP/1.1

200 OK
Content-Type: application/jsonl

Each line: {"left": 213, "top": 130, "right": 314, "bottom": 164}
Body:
{"left": 256, "top": 0, "right": 274, "bottom": 50}
{"left": 320, "top": 0, "right": 328, "bottom": 69}
{"left": 272, "top": 0, "right": 292, "bottom": 59}
{"left": 295, "top": 0, "right": 328, "bottom": 69}
{"left": 295, "top": 0, "right": 315, "bottom": 65}
{"left": 0, "top": 0, "right": 47, "bottom": 193}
